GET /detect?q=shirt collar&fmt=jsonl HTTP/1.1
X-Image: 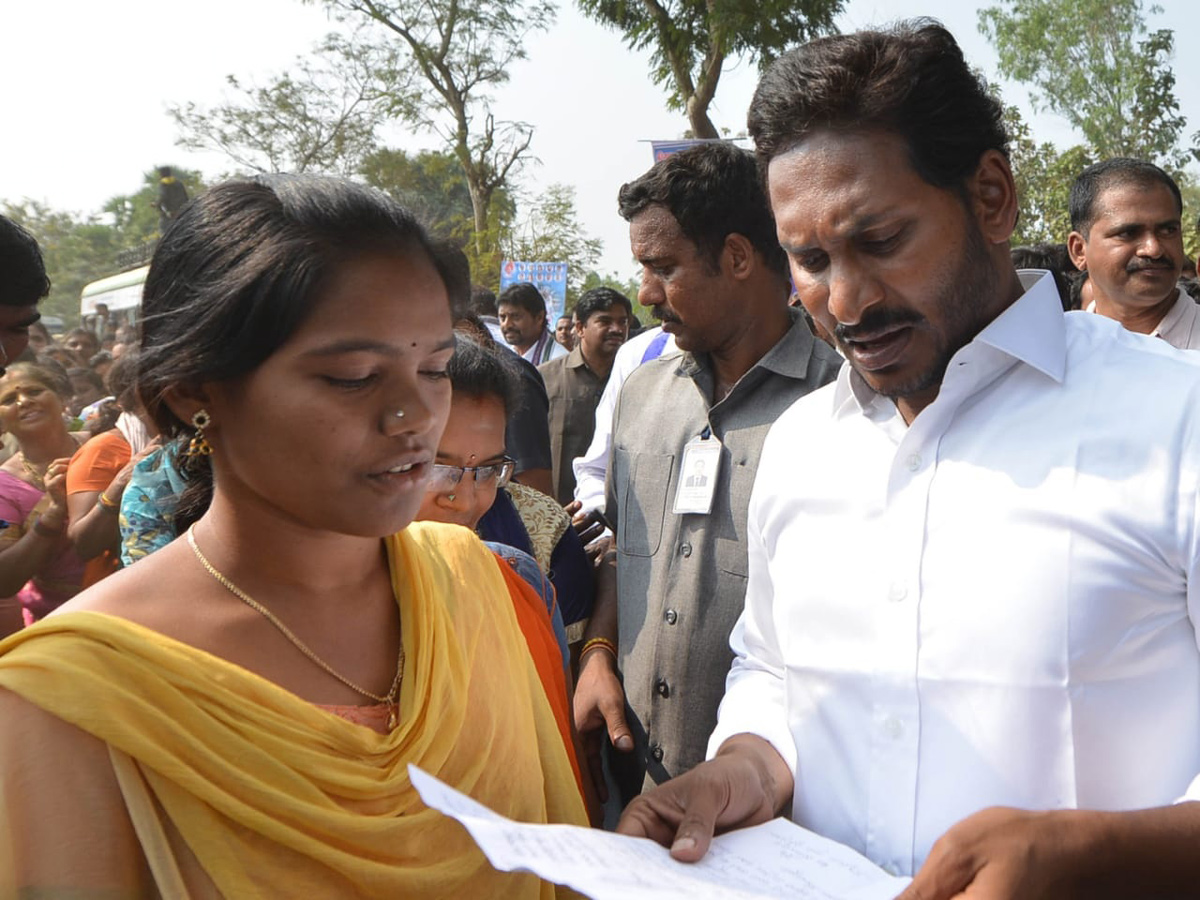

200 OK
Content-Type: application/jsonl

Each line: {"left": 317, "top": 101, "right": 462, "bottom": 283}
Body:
{"left": 1148, "top": 286, "right": 1189, "bottom": 339}
{"left": 835, "top": 269, "right": 1066, "bottom": 417}
{"left": 565, "top": 345, "right": 588, "bottom": 369}
{"left": 678, "top": 307, "right": 816, "bottom": 380}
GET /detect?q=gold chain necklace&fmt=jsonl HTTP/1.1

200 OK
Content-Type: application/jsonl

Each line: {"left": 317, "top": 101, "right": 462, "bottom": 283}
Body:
{"left": 18, "top": 454, "right": 50, "bottom": 489}
{"left": 186, "top": 526, "right": 404, "bottom": 730}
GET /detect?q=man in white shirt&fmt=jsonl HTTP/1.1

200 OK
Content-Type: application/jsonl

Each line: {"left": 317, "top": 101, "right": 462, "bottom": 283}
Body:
{"left": 1067, "top": 158, "right": 1200, "bottom": 349}
{"left": 619, "top": 21, "right": 1200, "bottom": 899}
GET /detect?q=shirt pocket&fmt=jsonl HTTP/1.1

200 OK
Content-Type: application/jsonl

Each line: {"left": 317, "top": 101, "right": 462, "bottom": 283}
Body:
{"left": 618, "top": 450, "right": 674, "bottom": 558}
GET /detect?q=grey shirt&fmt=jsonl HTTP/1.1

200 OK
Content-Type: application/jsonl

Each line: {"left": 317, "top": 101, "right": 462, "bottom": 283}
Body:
{"left": 607, "top": 310, "right": 842, "bottom": 796}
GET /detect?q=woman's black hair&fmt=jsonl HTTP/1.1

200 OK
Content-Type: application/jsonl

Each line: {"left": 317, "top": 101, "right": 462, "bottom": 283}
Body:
{"left": 2, "top": 361, "right": 70, "bottom": 401}
{"left": 136, "top": 174, "right": 457, "bottom": 533}
{"left": 446, "top": 331, "right": 521, "bottom": 416}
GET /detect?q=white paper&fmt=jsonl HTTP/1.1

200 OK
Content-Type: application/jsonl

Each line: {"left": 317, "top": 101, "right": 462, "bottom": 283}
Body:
{"left": 409, "top": 764, "right": 911, "bottom": 900}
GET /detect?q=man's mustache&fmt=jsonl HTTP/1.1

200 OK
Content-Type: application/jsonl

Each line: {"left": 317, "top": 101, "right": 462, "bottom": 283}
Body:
{"left": 834, "top": 307, "right": 924, "bottom": 343}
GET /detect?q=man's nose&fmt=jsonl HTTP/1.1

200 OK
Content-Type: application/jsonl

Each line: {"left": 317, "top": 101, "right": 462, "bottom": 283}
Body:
{"left": 825, "top": 262, "right": 883, "bottom": 327}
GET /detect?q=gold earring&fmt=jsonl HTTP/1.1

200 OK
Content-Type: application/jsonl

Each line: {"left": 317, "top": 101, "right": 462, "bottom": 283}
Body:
{"left": 187, "top": 409, "right": 213, "bottom": 458}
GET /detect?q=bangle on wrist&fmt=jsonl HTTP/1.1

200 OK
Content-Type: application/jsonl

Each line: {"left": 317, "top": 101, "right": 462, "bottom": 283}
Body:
{"left": 98, "top": 492, "right": 120, "bottom": 513}
{"left": 581, "top": 636, "right": 618, "bottom": 661}
{"left": 33, "top": 517, "right": 65, "bottom": 539}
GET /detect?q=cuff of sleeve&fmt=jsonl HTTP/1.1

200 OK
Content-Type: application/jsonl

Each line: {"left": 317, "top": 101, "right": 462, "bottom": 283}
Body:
{"left": 706, "top": 711, "right": 798, "bottom": 780}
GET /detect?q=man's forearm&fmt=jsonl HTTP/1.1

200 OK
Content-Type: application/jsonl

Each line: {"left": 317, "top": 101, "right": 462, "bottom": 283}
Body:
{"left": 1064, "top": 801, "right": 1200, "bottom": 897}
{"left": 582, "top": 546, "right": 617, "bottom": 645}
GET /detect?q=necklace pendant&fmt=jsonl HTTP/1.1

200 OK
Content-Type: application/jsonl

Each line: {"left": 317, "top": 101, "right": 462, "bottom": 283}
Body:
{"left": 387, "top": 705, "right": 398, "bottom": 731}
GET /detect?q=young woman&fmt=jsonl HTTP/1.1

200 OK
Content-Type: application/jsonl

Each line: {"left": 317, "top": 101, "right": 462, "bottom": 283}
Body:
{"left": 0, "top": 176, "right": 585, "bottom": 897}
{"left": 0, "top": 362, "right": 88, "bottom": 637}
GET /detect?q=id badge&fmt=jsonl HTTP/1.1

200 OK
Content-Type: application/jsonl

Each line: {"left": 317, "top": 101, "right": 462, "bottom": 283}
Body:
{"left": 673, "top": 433, "right": 722, "bottom": 515}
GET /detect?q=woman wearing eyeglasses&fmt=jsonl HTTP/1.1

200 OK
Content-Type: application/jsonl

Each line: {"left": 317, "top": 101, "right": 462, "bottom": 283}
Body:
{"left": 417, "top": 334, "right": 595, "bottom": 645}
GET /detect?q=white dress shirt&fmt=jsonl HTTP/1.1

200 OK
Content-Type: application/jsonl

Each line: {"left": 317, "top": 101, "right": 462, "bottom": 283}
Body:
{"left": 571, "top": 326, "right": 676, "bottom": 512}
{"left": 710, "top": 271, "right": 1200, "bottom": 877}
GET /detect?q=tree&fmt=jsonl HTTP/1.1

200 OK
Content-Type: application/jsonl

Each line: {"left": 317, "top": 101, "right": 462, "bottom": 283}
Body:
{"left": 103, "top": 167, "right": 207, "bottom": 249}
{"left": 1003, "top": 104, "right": 1093, "bottom": 246}
{"left": 314, "top": 0, "right": 554, "bottom": 262}
{"left": 2, "top": 168, "right": 207, "bottom": 325}
{"left": 979, "top": 0, "right": 1198, "bottom": 172}
{"left": 2, "top": 201, "right": 122, "bottom": 324}
{"left": 503, "top": 184, "right": 602, "bottom": 305}
{"left": 170, "top": 33, "right": 396, "bottom": 175}
{"left": 361, "top": 147, "right": 516, "bottom": 244}
{"left": 577, "top": 0, "right": 842, "bottom": 139}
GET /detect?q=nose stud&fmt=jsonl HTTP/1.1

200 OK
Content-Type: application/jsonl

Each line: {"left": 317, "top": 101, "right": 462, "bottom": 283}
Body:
{"left": 447, "top": 494, "right": 456, "bottom": 501}
{"left": 395, "top": 409, "right": 405, "bottom": 419}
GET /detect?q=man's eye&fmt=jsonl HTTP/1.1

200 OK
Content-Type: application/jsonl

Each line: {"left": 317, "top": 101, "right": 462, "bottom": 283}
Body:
{"left": 796, "top": 251, "right": 829, "bottom": 273}
{"left": 323, "top": 375, "right": 376, "bottom": 390}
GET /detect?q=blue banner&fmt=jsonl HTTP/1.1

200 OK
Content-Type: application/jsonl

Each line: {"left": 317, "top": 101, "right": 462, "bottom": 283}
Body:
{"left": 500, "top": 260, "right": 569, "bottom": 323}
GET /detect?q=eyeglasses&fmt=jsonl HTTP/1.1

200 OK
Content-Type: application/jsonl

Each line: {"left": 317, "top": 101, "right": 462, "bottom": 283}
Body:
{"left": 426, "top": 457, "right": 515, "bottom": 492}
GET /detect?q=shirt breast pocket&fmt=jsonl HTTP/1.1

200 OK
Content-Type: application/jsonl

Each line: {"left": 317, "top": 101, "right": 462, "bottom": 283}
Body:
{"left": 617, "top": 450, "right": 674, "bottom": 558}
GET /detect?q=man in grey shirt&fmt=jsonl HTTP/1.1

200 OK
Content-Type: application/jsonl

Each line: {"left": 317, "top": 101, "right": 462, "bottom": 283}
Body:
{"left": 574, "top": 142, "right": 841, "bottom": 809}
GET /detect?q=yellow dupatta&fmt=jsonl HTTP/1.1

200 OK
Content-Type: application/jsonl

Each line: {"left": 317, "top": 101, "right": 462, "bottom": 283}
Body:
{"left": 0, "top": 521, "right": 586, "bottom": 898}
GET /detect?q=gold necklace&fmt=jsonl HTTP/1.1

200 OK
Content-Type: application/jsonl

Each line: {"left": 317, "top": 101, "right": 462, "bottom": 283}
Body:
{"left": 187, "top": 526, "right": 405, "bottom": 730}
{"left": 18, "top": 454, "right": 48, "bottom": 489}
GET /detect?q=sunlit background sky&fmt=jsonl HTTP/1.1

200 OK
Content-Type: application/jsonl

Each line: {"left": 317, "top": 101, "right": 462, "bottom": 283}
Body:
{"left": 3, "top": 0, "right": 1197, "bottom": 278}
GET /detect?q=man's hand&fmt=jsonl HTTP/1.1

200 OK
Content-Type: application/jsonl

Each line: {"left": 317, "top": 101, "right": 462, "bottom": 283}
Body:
{"left": 616, "top": 735, "right": 793, "bottom": 863}
{"left": 564, "top": 499, "right": 611, "bottom": 560}
{"left": 572, "top": 645, "right": 632, "bottom": 801}
{"left": 898, "top": 807, "right": 1079, "bottom": 900}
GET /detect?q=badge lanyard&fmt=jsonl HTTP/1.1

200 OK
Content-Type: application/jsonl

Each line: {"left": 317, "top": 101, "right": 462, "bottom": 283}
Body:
{"left": 672, "top": 426, "right": 722, "bottom": 515}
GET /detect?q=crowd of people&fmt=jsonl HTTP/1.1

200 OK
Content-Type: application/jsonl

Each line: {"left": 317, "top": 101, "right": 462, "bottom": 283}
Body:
{"left": 1, "top": 16, "right": 1200, "bottom": 899}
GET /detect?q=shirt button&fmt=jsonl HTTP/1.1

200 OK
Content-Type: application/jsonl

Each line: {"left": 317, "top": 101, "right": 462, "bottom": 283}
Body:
{"left": 883, "top": 716, "right": 904, "bottom": 739}
{"left": 664, "top": 609, "right": 678, "bottom": 625}
{"left": 655, "top": 679, "right": 670, "bottom": 698}
{"left": 888, "top": 582, "right": 907, "bottom": 602}
{"left": 650, "top": 744, "right": 664, "bottom": 762}
{"left": 906, "top": 453, "right": 922, "bottom": 472}
{"left": 680, "top": 542, "right": 692, "bottom": 558}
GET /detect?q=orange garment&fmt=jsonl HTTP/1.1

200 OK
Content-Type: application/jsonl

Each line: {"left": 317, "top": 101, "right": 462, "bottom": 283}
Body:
{"left": 66, "top": 431, "right": 130, "bottom": 587}
{"left": 494, "top": 554, "right": 585, "bottom": 797}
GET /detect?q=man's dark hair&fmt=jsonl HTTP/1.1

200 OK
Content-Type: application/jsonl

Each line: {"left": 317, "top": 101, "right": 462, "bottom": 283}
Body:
{"left": 0, "top": 215, "right": 51, "bottom": 308}
{"left": 1068, "top": 158, "right": 1182, "bottom": 236}
{"left": 617, "top": 141, "right": 788, "bottom": 281}
{"left": 1010, "top": 243, "right": 1077, "bottom": 311}
{"left": 748, "top": 20, "right": 1008, "bottom": 195}
{"left": 469, "top": 284, "right": 498, "bottom": 317}
{"left": 574, "top": 287, "right": 633, "bottom": 326}
{"left": 497, "top": 282, "right": 547, "bottom": 319}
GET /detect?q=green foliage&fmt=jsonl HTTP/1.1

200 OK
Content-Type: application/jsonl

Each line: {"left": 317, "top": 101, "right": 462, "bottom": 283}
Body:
{"left": 979, "top": 0, "right": 1198, "bottom": 171}
{"left": 314, "top": 0, "right": 554, "bottom": 256}
{"left": 169, "top": 33, "right": 396, "bottom": 175}
{"left": 361, "top": 147, "right": 515, "bottom": 243}
{"left": 503, "top": 184, "right": 603, "bottom": 307}
{"left": 577, "top": 0, "right": 842, "bottom": 138}
{"left": 580, "top": 270, "right": 641, "bottom": 310}
{"left": 103, "top": 168, "right": 207, "bottom": 248}
{"left": 2, "top": 167, "right": 206, "bottom": 325}
{"left": 1004, "top": 104, "right": 1093, "bottom": 245}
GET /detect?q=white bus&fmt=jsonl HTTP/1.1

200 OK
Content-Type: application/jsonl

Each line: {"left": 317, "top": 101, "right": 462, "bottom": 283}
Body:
{"left": 79, "top": 265, "right": 147, "bottom": 332}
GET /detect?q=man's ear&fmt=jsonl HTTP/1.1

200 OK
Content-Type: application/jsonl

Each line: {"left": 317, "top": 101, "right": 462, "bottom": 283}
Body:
{"left": 1066, "top": 231, "right": 1088, "bottom": 272}
{"left": 968, "top": 149, "right": 1019, "bottom": 245}
{"left": 723, "top": 233, "right": 756, "bottom": 280}
{"left": 161, "top": 382, "right": 214, "bottom": 431}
